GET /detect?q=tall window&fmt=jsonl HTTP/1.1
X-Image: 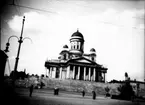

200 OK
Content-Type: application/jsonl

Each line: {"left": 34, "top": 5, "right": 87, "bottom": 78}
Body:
{"left": 73, "top": 44, "right": 75, "bottom": 49}
{"left": 64, "top": 54, "right": 66, "bottom": 60}
{"left": 77, "top": 43, "right": 79, "bottom": 49}
{"left": 71, "top": 42, "right": 74, "bottom": 49}
{"left": 91, "top": 57, "right": 94, "bottom": 61}
{"left": 78, "top": 42, "right": 80, "bottom": 49}
{"left": 74, "top": 41, "right": 76, "bottom": 49}
{"left": 71, "top": 42, "right": 73, "bottom": 49}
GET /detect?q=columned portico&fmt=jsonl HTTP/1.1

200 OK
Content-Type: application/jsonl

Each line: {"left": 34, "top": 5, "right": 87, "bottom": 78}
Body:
{"left": 47, "top": 65, "right": 106, "bottom": 83}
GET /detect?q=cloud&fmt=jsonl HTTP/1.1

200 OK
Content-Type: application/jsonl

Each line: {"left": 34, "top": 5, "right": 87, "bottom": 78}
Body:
{"left": 6, "top": 6, "right": 144, "bottom": 81}
{"left": 8, "top": 16, "right": 22, "bottom": 33}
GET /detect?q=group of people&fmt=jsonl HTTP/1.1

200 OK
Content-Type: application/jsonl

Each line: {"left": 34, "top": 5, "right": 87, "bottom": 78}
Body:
{"left": 82, "top": 90, "right": 96, "bottom": 100}
{"left": 29, "top": 85, "right": 96, "bottom": 100}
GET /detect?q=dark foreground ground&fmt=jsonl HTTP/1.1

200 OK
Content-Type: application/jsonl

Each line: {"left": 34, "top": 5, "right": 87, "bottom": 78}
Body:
{"left": 2, "top": 86, "right": 145, "bottom": 105}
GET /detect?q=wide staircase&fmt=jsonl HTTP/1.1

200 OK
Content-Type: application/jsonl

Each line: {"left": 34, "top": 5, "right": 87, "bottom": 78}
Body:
{"left": 42, "top": 78, "right": 120, "bottom": 95}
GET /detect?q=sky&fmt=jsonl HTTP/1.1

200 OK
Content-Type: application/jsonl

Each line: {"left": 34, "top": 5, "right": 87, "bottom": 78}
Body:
{"left": 1, "top": 0, "right": 145, "bottom": 82}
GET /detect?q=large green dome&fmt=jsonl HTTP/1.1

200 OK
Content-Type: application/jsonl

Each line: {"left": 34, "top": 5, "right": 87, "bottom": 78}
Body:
{"left": 71, "top": 30, "right": 84, "bottom": 39}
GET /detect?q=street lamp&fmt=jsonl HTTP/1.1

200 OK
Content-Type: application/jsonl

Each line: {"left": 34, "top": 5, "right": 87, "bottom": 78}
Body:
{"left": 4, "top": 16, "right": 32, "bottom": 82}
{"left": 4, "top": 35, "right": 19, "bottom": 53}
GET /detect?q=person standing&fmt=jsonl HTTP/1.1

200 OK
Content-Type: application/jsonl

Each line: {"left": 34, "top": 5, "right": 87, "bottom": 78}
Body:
{"left": 82, "top": 90, "right": 85, "bottom": 97}
{"left": 29, "top": 84, "right": 34, "bottom": 97}
{"left": 92, "top": 91, "right": 96, "bottom": 100}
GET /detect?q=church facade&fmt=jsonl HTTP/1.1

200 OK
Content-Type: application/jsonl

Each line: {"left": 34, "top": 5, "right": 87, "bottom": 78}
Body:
{"left": 45, "top": 30, "right": 108, "bottom": 82}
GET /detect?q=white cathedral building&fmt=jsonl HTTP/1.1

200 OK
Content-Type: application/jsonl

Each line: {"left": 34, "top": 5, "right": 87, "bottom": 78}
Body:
{"left": 45, "top": 30, "right": 108, "bottom": 82}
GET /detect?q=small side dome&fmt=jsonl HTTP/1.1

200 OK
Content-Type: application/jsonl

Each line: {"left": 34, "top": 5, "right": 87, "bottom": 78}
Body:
{"left": 60, "top": 45, "right": 69, "bottom": 55}
{"left": 63, "top": 45, "right": 68, "bottom": 48}
{"left": 90, "top": 48, "right": 96, "bottom": 52}
{"left": 61, "top": 44, "right": 69, "bottom": 52}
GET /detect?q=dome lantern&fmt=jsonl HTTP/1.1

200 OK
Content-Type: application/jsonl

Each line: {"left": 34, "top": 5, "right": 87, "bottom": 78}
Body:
{"left": 69, "top": 30, "right": 85, "bottom": 56}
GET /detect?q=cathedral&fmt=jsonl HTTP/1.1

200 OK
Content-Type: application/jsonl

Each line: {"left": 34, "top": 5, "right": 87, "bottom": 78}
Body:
{"left": 45, "top": 30, "right": 107, "bottom": 82}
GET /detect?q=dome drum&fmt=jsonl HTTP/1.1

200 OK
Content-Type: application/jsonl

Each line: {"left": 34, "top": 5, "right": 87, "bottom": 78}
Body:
{"left": 69, "top": 30, "right": 85, "bottom": 56}
{"left": 70, "top": 38, "right": 84, "bottom": 42}
{"left": 69, "top": 49, "right": 83, "bottom": 54}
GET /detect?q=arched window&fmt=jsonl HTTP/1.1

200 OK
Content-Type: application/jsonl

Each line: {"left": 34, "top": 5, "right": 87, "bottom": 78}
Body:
{"left": 91, "top": 57, "right": 94, "bottom": 61}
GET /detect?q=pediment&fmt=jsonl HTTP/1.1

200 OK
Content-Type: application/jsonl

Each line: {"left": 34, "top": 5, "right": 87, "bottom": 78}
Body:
{"left": 68, "top": 57, "right": 95, "bottom": 64}
{"left": 75, "top": 59, "right": 92, "bottom": 63}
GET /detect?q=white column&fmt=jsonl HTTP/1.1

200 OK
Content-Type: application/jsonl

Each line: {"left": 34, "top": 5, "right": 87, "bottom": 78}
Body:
{"left": 50, "top": 67, "right": 52, "bottom": 78}
{"left": 89, "top": 67, "right": 91, "bottom": 81}
{"left": 93, "top": 68, "right": 96, "bottom": 81}
{"left": 59, "top": 67, "right": 62, "bottom": 79}
{"left": 66, "top": 66, "right": 70, "bottom": 78}
{"left": 54, "top": 67, "right": 56, "bottom": 78}
{"left": 71, "top": 43, "right": 73, "bottom": 49}
{"left": 98, "top": 72, "right": 100, "bottom": 82}
{"left": 45, "top": 67, "right": 47, "bottom": 77}
{"left": 104, "top": 72, "right": 105, "bottom": 82}
{"left": 91, "top": 69, "right": 93, "bottom": 81}
{"left": 48, "top": 68, "right": 50, "bottom": 75}
{"left": 78, "top": 66, "right": 80, "bottom": 80}
{"left": 73, "top": 66, "right": 75, "bottom": 79}
{"left": 75, "top": 42, "right": 77, "bottom": 49}
{"left": 84, "top": 67, "right": 86, "bottom": 80}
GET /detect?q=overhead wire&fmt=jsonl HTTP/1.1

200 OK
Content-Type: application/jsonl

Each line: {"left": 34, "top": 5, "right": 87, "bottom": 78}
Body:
{"left": 55, "top": 0, "right": 144, "bottom": 30}
{"left": 8, "top": 1, "right": 58, "bottom": 15}
{"left": 15, "top": 0, "right": 21, "bottom": 15}
{"left": 9, "top": 0, "right": 21, "bottom": 16}
{"left": 5, "top": 0, "right": 144, "bottom": 31}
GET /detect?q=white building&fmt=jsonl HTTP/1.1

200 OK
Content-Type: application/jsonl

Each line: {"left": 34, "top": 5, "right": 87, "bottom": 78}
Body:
{"left": 45, "top": 30, "right": 108, "bottom": 82}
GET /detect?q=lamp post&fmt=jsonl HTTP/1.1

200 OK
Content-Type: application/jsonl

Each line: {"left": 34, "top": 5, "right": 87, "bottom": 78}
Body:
{"left": 4, "top": 16, "right": 32, "bottom": 82}
{"left": 13, "top": 16, "right": 25, "bottom": 75}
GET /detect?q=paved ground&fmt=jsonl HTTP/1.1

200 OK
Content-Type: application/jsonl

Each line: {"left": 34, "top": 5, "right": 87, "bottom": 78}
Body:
{"left": 3, "top": 88, "right": 143, "bottom": 105}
